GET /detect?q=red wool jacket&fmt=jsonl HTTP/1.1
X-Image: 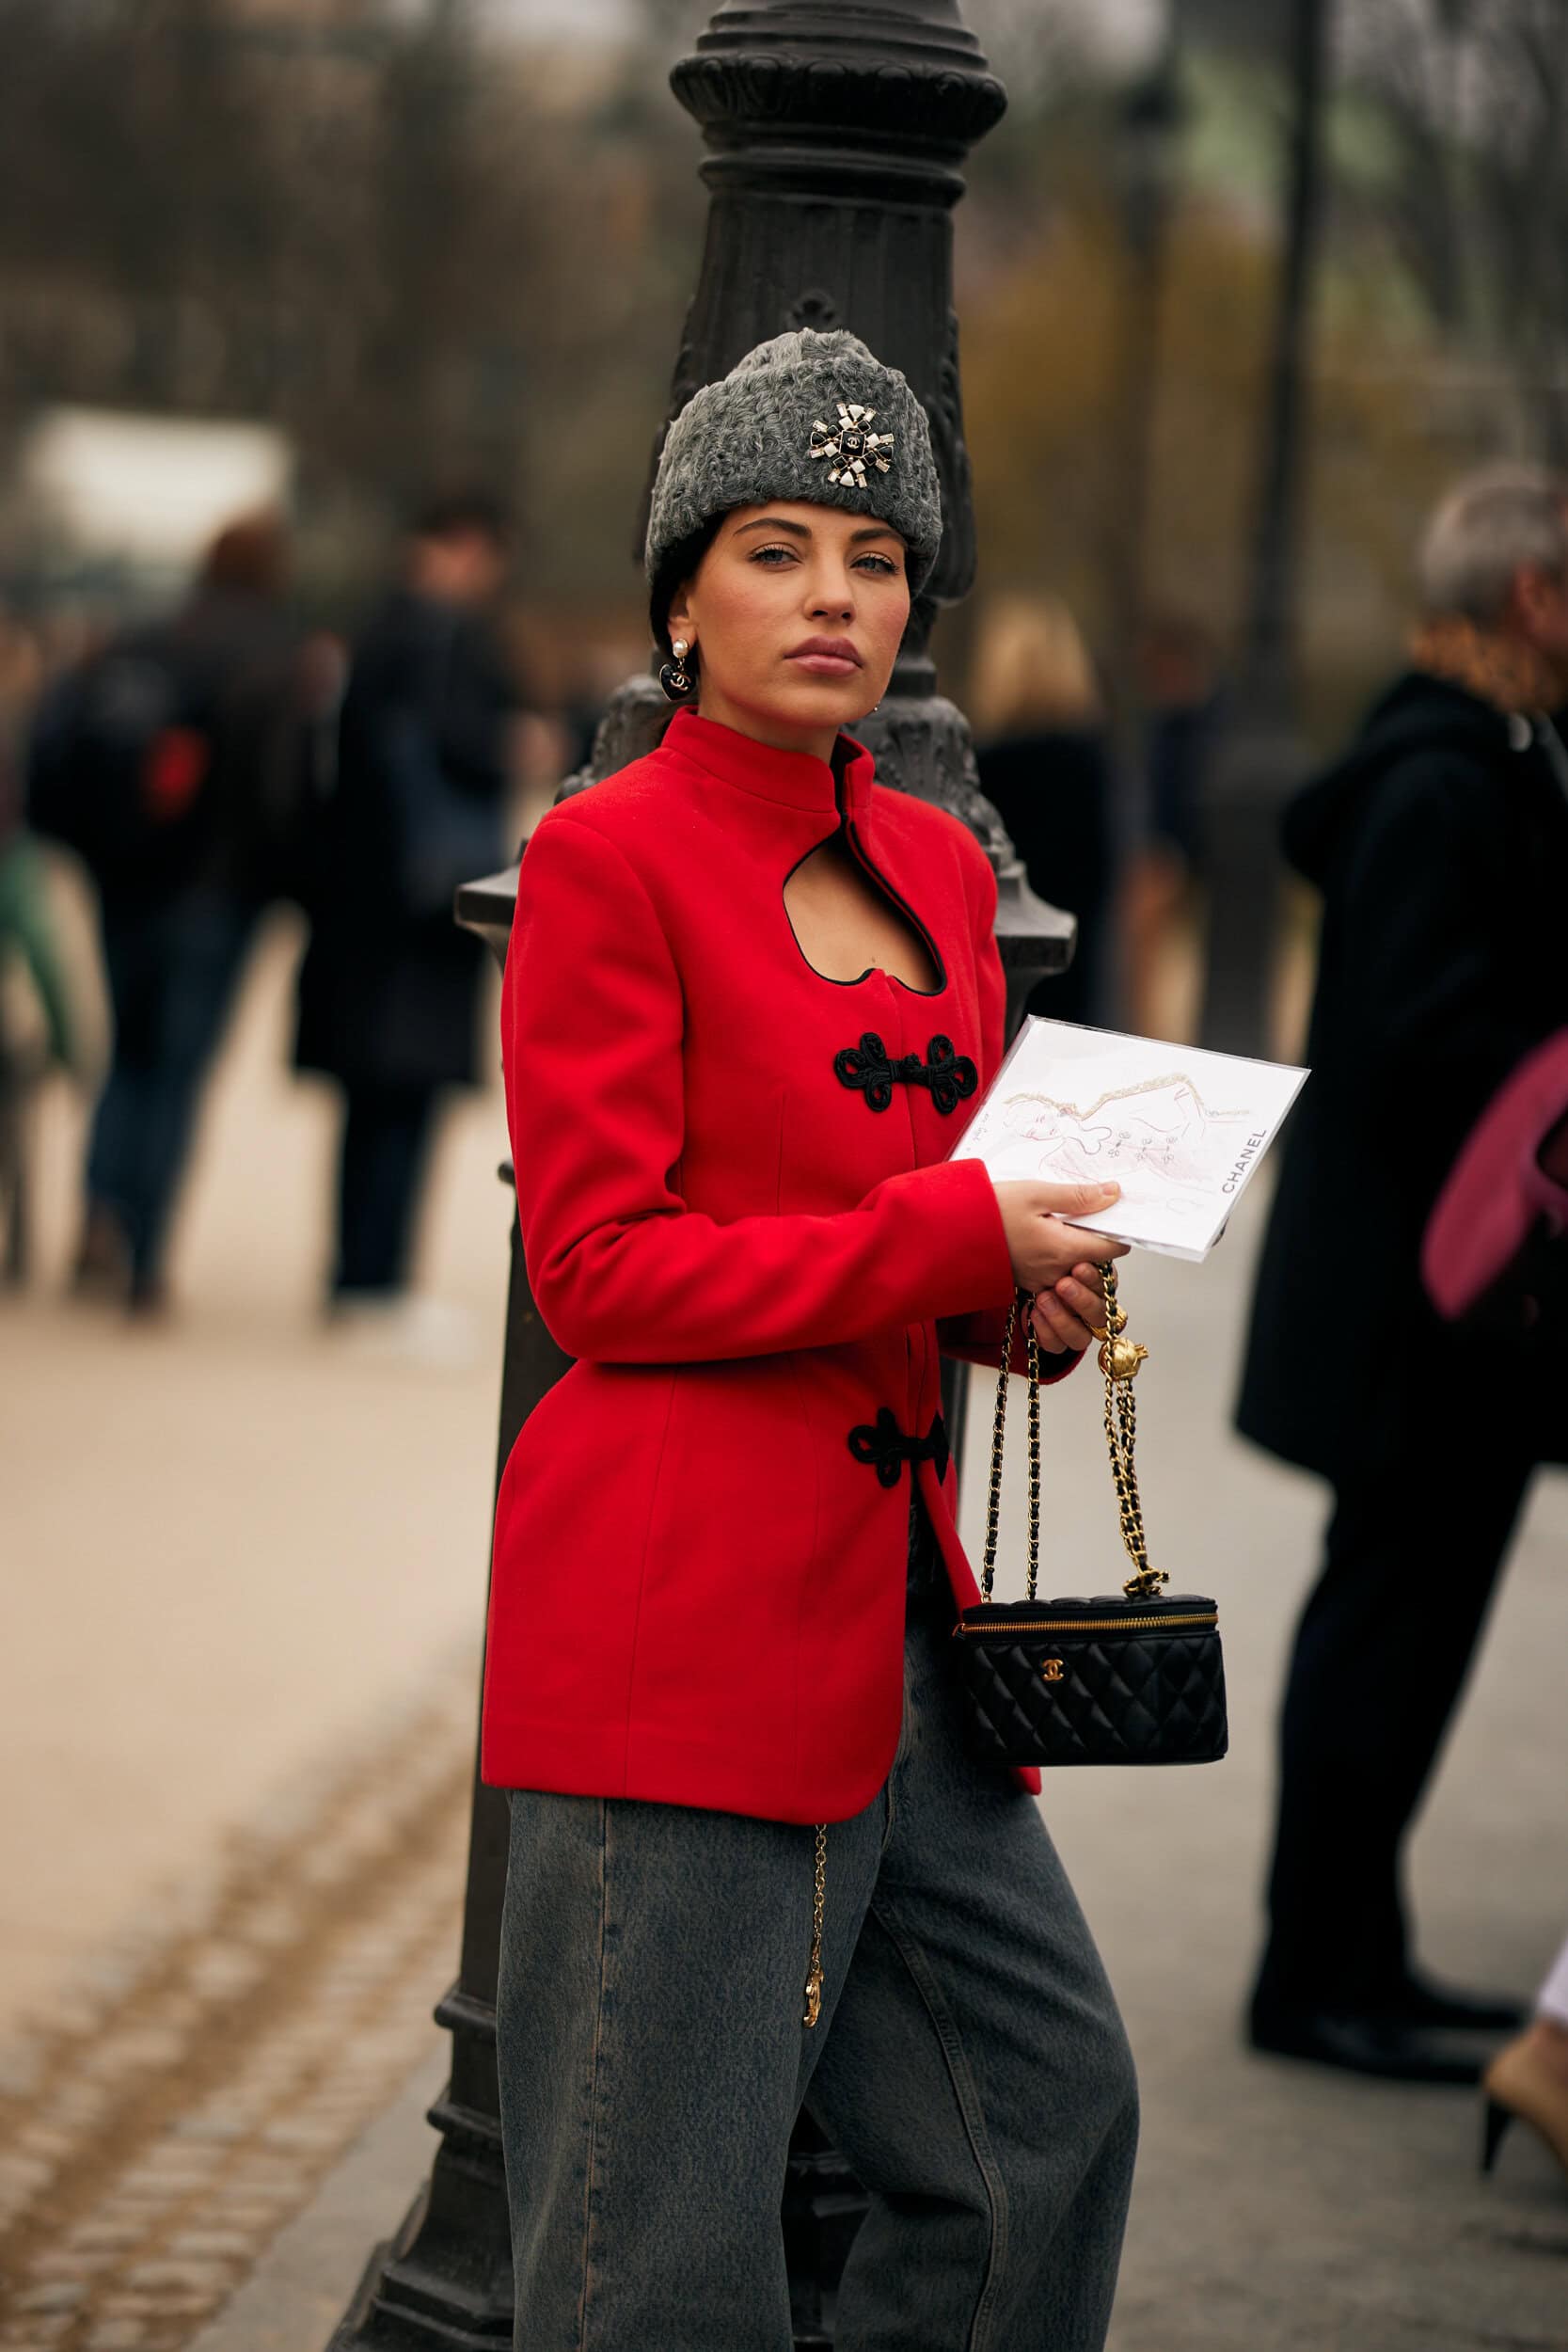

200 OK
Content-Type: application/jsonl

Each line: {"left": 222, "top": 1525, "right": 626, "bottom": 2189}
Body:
{"left": 482, "top": 707, "right": 1072, "bottom": 1823}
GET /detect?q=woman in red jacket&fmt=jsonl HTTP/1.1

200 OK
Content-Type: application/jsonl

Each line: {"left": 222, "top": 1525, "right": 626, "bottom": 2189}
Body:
{"left": 489, "top": 330, "right": 1138, "bottom": 2351}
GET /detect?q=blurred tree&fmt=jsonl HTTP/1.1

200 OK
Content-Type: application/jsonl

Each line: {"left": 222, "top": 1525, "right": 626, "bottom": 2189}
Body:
{"left": 1338, "top": 0, "right": 1568, "bottom": 459}
{"left": 0, "top": 0, "right": 704, "bottom": 616}
{"left": 0, "top": 0, "right": 1557, "bottom": 696}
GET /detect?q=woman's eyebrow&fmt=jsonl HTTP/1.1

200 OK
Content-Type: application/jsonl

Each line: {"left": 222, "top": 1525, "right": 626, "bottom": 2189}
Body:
{"left": 730, "top": 516, "right": 904, "bottom": 550}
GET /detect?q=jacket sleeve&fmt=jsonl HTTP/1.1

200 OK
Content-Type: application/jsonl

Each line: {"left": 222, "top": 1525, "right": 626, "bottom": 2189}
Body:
{"left": 503, "top": 808, "right": 1017, "bottom": 1365}
{"left": 934, "top": 839, "right": 1081, "bottom": 1382}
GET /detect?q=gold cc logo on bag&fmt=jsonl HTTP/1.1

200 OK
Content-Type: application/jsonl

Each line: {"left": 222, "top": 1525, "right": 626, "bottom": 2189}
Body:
{"left": 1041, "top": 1659, "right": 1066, "bottom": 1683}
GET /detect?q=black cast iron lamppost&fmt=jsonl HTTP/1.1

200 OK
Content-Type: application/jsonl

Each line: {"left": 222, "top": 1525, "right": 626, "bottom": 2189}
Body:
{"left": 329, "top": 6, "right": 1062, "bottom": 2344}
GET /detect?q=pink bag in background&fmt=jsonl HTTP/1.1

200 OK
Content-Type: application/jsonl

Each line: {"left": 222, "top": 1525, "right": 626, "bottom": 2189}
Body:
{"left": 1422, "top": 1029, "right": 1568, "bottom": 1324}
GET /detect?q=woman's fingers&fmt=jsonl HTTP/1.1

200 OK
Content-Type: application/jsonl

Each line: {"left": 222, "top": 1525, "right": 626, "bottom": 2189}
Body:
{"left": 1032, "top": 1181, "right": 1120, "bottom": 1220}
{"left": 1030, "top": 1295, "right": 1069, "bottom": 1353}
{"left": 1053, "top": 1274, "right": 1107, "bottom": 1328}
{"left": 1031, "top": 1290, "right": 1094, "bottom": 1355}
{"left": 1043, "top": 1220, "right": 1129, "bottom": 1265}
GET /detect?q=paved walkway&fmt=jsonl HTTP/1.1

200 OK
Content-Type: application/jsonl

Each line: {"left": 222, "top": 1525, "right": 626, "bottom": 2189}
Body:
{"left": 5, "top": 897, "right": 1567, "bottom": 2347}
{"left": 2, "top": 909, "right": 501, "bottom": 2042}
{"left": 216, "top": 1184, "right": 1568, "bottom": 2352}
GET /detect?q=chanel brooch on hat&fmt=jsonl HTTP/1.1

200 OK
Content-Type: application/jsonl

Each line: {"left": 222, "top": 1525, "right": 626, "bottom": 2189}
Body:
{"left": 644, "top": 328, "right": 942, "bottom": 600}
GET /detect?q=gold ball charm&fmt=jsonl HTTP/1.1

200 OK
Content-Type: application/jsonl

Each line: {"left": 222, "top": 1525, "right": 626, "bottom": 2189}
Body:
{"left": 1099, "top": 1335, "right": 1149, "bottom": 1382}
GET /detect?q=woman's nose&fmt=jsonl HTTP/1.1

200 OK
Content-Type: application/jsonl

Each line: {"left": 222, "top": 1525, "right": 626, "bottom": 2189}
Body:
{"left": 807, "top": 573, "right": 856, "bottom": 621}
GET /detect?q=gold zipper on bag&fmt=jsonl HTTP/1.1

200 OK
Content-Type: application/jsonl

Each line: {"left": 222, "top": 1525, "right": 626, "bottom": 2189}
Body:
{"left": 955, "top": 1610, "right": 1217, "bottom": 1640}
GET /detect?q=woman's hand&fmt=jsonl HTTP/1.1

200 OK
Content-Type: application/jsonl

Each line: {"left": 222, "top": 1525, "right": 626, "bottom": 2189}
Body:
{"left": 994, "top": 1181, "right": 1128, "bottom": 1356}
{"left": 1031, "top": 1262, "right": 1112, "bottom": 1356}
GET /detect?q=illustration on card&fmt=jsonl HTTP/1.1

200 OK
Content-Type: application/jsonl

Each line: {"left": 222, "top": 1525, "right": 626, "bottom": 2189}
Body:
{"left": 988, "top": 1073, "right": 1254, "bottom": 1231}
{"left": 952, "top": 1020, "right": 1308, "bottom": 1261}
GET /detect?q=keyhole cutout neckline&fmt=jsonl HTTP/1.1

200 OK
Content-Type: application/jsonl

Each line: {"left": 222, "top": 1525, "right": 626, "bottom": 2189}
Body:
{"left": 782, "top": 833, "right": 945, "bottom": 998}
{"left": 656, "top": 708, "right": 948, "bottom": 998}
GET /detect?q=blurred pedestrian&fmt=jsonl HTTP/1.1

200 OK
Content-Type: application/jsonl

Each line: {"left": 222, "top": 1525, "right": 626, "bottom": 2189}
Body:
{"left": 1119, "top": 613, "right": 1220, "bottom": 1039}
{"left": 1237, "top": 464, "right": 1568, "bottom": 2082}
{"left": 0, "top": 734, "right": 78, "bottom": 1281}
{"left": 972, "top": 595, "right": 1117, "bottom": 1027}
{"left": 0, "top": 753, "right": 75, "bottom": 1075}
{"left": 25, "top": 514, "right": 307, "bottom": 1315}
{"left": 293, "top": 492, "right": 519, "bottom": 1356}
{"left": 1420, "top": 1037, "right": 1568, "bottom": 2184}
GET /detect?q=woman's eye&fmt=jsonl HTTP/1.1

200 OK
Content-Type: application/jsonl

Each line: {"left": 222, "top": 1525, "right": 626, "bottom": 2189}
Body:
{"left": 750, "top": 545, "right": 796, "bottom": 566}
{"left": 855, "top": 554, "right": 898, "bottom": 577}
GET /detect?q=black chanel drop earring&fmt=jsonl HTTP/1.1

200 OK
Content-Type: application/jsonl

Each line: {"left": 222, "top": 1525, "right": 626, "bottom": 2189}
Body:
{"left": 659, "top": 637, "right": 698, "bottom": 702}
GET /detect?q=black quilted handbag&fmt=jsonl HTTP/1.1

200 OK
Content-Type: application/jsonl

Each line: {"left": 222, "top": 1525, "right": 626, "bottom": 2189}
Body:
{"left": 951, "top": 1266, "right": 1227, "bottom": 1768}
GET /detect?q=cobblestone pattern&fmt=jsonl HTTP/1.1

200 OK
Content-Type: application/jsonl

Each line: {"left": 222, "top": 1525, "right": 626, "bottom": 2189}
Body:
{"left": 0, "top": 1656, "right": 478, "bottom": 2352}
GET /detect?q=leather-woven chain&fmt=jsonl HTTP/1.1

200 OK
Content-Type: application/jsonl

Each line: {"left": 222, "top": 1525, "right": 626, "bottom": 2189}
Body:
{"left": 980, "top": 1290, "right": 1043, "bottom": 1600}
{"left": 979, "top": 1265, "right": 1167, "bottom": 1604}
{"left": 1093, "top": 1263, "right": 1166, "bottom": 1599}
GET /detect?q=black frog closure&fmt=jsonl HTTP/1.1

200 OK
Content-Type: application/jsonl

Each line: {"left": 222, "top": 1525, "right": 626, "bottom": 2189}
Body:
{"left": 847, "top": 1408, "right": 951, "bottom": 1489}
{"left": 833, "top": 1032, "right": 978, "bottom": 1116}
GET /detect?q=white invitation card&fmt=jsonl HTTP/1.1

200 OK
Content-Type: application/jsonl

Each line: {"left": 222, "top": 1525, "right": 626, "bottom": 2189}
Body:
{"left": 952, "top": 1018, "right": 1308, "bottom": 1262}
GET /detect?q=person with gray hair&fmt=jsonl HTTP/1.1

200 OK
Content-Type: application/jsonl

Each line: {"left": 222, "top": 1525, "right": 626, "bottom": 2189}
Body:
{"left": 1418, "top": 460, "right": 1568, "bottom": 627}
{"left": 1236, "top": 460, "right": 1568, "bottom": 2083}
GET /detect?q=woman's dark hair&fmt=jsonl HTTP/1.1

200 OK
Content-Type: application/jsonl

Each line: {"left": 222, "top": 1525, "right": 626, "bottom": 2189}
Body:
{"left": 649, "top": 515, "right": 724, "bottom": 657}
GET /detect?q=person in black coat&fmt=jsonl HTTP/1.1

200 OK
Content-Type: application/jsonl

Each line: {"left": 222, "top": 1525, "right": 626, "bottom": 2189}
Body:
{"left": 295, "top": 493, "right": 519, "bottom": 1322}
{"left": 1237, "top": 464, "right": 1568, "bottom": 2082}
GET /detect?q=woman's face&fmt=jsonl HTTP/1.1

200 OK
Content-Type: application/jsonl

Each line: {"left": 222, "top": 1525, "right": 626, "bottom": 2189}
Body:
{"left": 667, "top": 501, "right": 912, "bottom": 757}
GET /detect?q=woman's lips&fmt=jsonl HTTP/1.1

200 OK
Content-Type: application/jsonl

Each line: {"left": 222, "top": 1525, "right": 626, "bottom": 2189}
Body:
{"left": 787, "top": 653, "right": 860, "bottom": 677}
{"left": 786, "top": 643, "right": 862, "bottom": 678}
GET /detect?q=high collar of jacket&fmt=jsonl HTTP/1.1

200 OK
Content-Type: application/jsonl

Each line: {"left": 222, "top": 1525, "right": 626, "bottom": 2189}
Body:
{"left": 661, "top": 707, "right": 875, "bottom": 822}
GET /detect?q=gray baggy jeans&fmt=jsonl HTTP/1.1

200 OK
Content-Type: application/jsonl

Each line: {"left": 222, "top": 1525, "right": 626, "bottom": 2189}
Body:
{"left": 496, "top": 1506, "right": 1138, "bottom": 2351}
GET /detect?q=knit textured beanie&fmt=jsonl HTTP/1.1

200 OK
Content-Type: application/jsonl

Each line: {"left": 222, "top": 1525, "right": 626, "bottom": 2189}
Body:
{"left": 644, "top": 329, "right": 942, "bottom": 599}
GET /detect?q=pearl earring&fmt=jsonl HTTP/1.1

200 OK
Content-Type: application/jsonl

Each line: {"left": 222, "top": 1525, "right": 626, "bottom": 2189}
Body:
{"left": 660, "top": 637, "right": 698, "bottom": 703}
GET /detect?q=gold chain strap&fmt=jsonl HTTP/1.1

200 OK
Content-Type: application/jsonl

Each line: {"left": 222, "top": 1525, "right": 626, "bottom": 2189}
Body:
{"left": 981, "top": 1289, "right": 1043, "bottom": 1601}
{"left": 802, "top": 1821, "right": 827, "bottom": 2028}
{"left": 1093, "top": 1263, "right": 1165, "bottom": 1599}
{"left": 981, "top": 1266, "right": 1165, "bottom": 1606}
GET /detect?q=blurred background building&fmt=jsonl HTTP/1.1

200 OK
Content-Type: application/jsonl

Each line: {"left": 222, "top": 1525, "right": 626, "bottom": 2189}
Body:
{"left": 0, "top": 0, "right": 1560, "bottom": 714}
{"left": 0, "top": 0, "right": 1561, "bottom": 1073}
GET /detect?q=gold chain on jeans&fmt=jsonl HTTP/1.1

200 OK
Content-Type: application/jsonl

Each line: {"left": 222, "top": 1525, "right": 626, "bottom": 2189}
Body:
{"left": 803, "top": 1822, "right": 827, "bottom": 2027}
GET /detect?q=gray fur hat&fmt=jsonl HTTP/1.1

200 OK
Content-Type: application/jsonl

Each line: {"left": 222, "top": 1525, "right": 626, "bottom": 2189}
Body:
{"left": 644, "top": 328, "right": 942, "bottom": 602}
